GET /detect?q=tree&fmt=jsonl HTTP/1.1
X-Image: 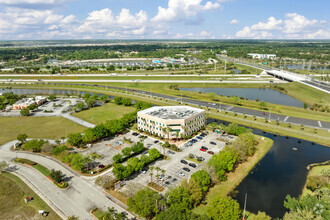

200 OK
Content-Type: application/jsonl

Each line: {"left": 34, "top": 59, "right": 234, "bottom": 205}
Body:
{"left": 181, "top": 179, "right": 204, "bottom": 207}
{"left": 52, "top": 145, "right": 68, "bottom": 156}
{"left": 23, "top": 139, "right": 46, "bottom": 152}
{"left": 259, "top": 101, "right": 267, "bottom": 110}
{"left": 113, "top": 153, "right": 124, "bottom": 163}
{"left": 166, "top": 186, "right": 193, "bottom": 211}
{"left": 50, "top": 169, "right": 63, "bottom": 183}
{"left": 304, "top": 103, "right": 309, "bottom": 109}
{"left": 232, "top": 96, "right": 240, "bottom": 105}
{"left": 249, "top": 211, "right": 271, "bottom": 220}
{"left": 191, "top": 170, "right": 211, "bottom": 192}
{"left": 17, "top": 133, "right": 28, "bottom": 144}
{"left": 122, "top": 98, "right": 132, "bottom": 106}
{"left": 84, "top": 93, "right": 91, "bottom": 99}
{"left": 208, "top": 92, "right": 216, "bottom": 100}
{"left": 20, "top": 108, "right": 30, "bottom": 116}
{"left": 83, "top": 128, "right": 96, "bottom": 143}
{"left": 132, "top": 142, "right": 144, "bottom": 154}
{"left": 127, "top": 188, "right": 161, "bottom": 219}
{"left": 67, "top": 133, "right": 83, "bottom": 147}
{"left": 28, "top": 103, "right": 38, "bottom": 111}
{"left": 0, "top": 161, "right": 8, "bottom": 173}
{"left": 48, "top": 95, "right": 56, "bottom": 102}
{"left": 206, "top": 196, "right": 241, "bottom": 220}
{"left": 100, "top": 95, "right": 108, "bottom": 103}
{"left": 122, "top": 147, "right": 132, "bottom": 157}
{"left": 76, "top": 102, "right": 86, "bottom": 110}
{"left": 114, "top": 97, "right": 123, "bottom": 105}
{"left": 67, "top": 215, "right": 79, "bottom": 220}
{"left": 149, "top": 148, "right": 161, "bottom": 160}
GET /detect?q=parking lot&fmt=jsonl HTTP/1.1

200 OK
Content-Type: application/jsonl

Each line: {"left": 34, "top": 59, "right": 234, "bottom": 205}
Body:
{"left": 117, "top": 131, "right": 226, "bottom": 193}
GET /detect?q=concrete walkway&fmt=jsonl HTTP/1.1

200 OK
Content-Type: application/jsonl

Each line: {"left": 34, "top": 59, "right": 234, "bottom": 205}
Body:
{"left": 61, "top": 114, "right": 96, "bottom": 128}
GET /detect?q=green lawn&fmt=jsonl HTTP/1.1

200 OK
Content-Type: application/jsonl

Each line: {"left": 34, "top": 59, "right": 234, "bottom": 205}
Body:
{"left": 33, "top": 164, "right": 51, "bottom": 176}
{"left": 0, "top": 172, "right": 61, "bottom": 220}
{"left": 301, "top": 164, "right": 330, "bottom": 197}
{"left": 0, "top": 117, "right": 86, "bottom": 145}
{"left": 72, "top": 102, "right": 136, "bottom": 124}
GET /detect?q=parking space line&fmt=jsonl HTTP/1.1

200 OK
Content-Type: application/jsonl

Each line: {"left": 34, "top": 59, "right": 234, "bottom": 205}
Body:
{"left": 318, "top": 121, "right": 322, "bottom": 128}
{"left": 284, "top": 116, "right": 289, "bottom": 122}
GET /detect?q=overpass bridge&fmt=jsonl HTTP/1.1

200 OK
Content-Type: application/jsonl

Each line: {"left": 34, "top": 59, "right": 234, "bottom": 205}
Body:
{"left": 217, "top": 55, "right": 330, "bottom": 94}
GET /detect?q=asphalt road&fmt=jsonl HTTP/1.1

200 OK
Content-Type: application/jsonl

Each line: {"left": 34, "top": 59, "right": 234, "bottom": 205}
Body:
{"left": 0, "top": 140, "right": 135, "bottom": 219}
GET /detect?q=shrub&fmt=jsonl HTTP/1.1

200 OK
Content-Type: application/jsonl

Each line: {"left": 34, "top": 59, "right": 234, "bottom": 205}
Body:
{"left": 50, "top": 169, "right": 63, "bottom": 183}
{"left": 52, "top": 145, "right": 68, "bottom": 156}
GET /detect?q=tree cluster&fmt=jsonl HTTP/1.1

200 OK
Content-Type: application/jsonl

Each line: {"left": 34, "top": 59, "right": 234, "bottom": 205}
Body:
{"left": 67, "top": 111, "right": 137, "bottom": 147}
{"left": 0, "top": 92, "right": 25, "bottom": 110}
{"left": 112, "top": 148, "right": 161, "bottom": 180}
{"left": 112, "top": 142, "right": 144, "bottom": 163}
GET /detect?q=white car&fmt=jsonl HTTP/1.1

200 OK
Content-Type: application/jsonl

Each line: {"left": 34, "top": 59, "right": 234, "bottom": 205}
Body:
{"left": 177, "top": 171, "right": 185, "bottom": 177}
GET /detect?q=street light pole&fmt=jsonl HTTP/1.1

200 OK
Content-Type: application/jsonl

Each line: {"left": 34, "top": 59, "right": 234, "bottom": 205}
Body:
{"left": 269, "top": 110, "right": 271, "bottom": 121}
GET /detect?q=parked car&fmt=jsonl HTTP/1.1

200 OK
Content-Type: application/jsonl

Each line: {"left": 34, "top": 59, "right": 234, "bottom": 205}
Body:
{"left": 197, "top": 156, "right": 205, "bottom": 161}
{"left": 98, "top": 165, "right": 105, "bottom": 169}
{"left": 140, "top": 169, "right": 147, "bottom": 174}
{"left": 177, "top": 171, "right": 185, "bottom": 176}
{"left": 210, "top": 141, "right": 216, "bottom": 145}
{"left": 183, "top": 167, "right": 191, "bottom": 172}
{"left": 201, "top": 146, "right": 208, "bottom": 150}
{"left": 200, "top": 148, "right": 207, "bottom": 152}
{"left": 167, "top": 150, "right": 175, "bottom": 154}
{"left": 207, "top": 151, "right": 214, "bottom": 155}
{"left": 188, "top": 163, "right": 196, "bottom": 168}
{"left": 180, "top": 159, "right": 188, "bottom": 165}
{"left": 154, "top": 140, "right": 159, "bottom": 144}
{"left": 196, "top": 136, "right": 203, "bottom": 140}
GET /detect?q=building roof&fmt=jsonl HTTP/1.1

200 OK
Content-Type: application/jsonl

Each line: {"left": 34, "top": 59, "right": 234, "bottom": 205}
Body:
{"left": 138, "top": 106, "right": 205, "bottom": 120}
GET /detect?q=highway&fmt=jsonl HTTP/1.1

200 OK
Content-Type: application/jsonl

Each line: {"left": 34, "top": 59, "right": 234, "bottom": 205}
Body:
{"left": 1, "top": 140, "right": 135, "bottom": 219}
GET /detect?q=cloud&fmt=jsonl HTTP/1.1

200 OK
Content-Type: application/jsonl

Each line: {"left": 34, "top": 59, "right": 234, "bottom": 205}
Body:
{"left": 77, "top": 8, "right": 149, "bottom": 37}
{"left": 152, "top": 0, "right": 221, "bottom": 24}
{"left": 235, "top": 13, "right": 330, "bottom": 39}
{"left": 230, "top": 19, "right": 239, "bottom": 24}
{"left": 174, "top": 30, "right": 214, "bottom": 39}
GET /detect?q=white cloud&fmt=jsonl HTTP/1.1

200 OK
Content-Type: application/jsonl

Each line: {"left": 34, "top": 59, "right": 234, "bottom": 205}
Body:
{"left": 235, "top": 13, "right": 330, "bottom": 39}
{"left": 230, "top": 19, "right": 239, "bottom": 24}
{"left": 152, "top": 0, "right": 220, "bottom": 24}
{"left": 174, "top": 30, "right": 213, "bottom": 39}
{"left": 77, "top": 8, "right": 149, "bottom": 37}
{"left": 250, "top": 16, "right": 282, "bottom": 31}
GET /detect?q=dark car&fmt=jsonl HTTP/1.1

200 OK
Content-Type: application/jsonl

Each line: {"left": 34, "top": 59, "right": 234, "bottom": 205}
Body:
{"left": 207, "top": 151, "right": 214, "bottom": 155}
{"left": 183, "top": 167, "right": 190, "bottom": 172}
{"left": 154, "top": 140, "right": 159, "bottom": 144}
{"left": 98, "top": 165, "right": 105, "bottom": 169}
{"left": 188, "top": 163, "right": 196, "bottom": 168}
{"left": 210, "top": 141, "right": 216, "bottom": 145}
{"left": 180, "top": 159, "right": 188, "bottom": 165}
{"left": 201, "top": 146, "right": 208, "bottom": 150}
{"left": 165, "top": 181, "right": 170, "bottom": 185}
{"left": 196, "top": 136, "right": 203, "bottom": 140}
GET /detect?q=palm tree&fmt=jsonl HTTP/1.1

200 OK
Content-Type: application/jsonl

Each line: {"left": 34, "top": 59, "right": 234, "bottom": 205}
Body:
{"left": 156, "top": 174, "right": 160, "bottom": 181}
{"left": 150, "top": 172, "right": 153, "bottom": 182}
{"left": 155, "top": 167, "right": 160, "bottom": 176}
{"left": 162, "top": 127, "right": 167, "bottom": 141}
{"left": 175, "top": 130, "right": 179, "bottom": 141}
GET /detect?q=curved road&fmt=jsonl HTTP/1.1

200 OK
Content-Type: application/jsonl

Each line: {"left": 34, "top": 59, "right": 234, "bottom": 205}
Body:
{"left": 1, "top": 140, "right": 135, "bottom": 220}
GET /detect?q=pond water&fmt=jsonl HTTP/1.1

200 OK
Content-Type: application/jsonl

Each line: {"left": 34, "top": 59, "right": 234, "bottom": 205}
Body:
{"left": 180, "top": 87, "right": 304, "bottom": 108}
{"left": 207, "top": 118, "right": 330, "bottom": 218}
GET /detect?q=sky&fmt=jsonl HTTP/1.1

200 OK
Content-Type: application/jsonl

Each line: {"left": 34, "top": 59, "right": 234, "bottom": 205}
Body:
{"left": 0, "top": 0, "right": 329, "bottom": 40}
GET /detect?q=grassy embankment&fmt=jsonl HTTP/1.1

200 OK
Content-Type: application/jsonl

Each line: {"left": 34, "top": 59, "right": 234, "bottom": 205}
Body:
{"left": 38, "top": 81, "right": 328, "bottom": 122}
{"left": 72, "top": 102, "right": 136, "bottom": 125}
{"left": 0, "top": 172, "right": 61, "bottom": 220}
{"left": 193, "top": 136, "right": 274, "bottom": 215}
{"left": 301, "top": 163, "right": 330, "bottom": 197}
{"left": 1, "top": 83, "right": 330, "bottom": 146}
{"left": 0, "top": 117, "right": 85, "bottom": 145}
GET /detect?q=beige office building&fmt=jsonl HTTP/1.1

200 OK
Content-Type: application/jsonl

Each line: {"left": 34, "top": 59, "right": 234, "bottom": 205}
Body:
{"left": 137, "top": 106, "right": 206, "bottom": 139}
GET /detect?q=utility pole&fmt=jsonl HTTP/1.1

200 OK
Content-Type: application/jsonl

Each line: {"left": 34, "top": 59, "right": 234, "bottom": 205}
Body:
{"left": 243, "top": 193, "right": 248, "bottom": 220}
{"left": 224, "top": 60, "right": 227, "bottom": 74}
{"left": 269, "top": 110, "right": 271, "bottom": 121}
{"left": 219, "top": 101, "right": 221, "bottom": 112}
{"left": 150, "top": 88, "right": 152, "bottom": 98}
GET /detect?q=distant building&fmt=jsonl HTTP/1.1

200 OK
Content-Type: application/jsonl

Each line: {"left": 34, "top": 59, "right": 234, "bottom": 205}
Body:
{"left": 248, "top": 53, "right": 276, "bottom": 59}
{"left": 137, "top": 106, "right": 205, "bottom": 139}
{"left": 12, "top": 96, "right": 47, "bottom": 110}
